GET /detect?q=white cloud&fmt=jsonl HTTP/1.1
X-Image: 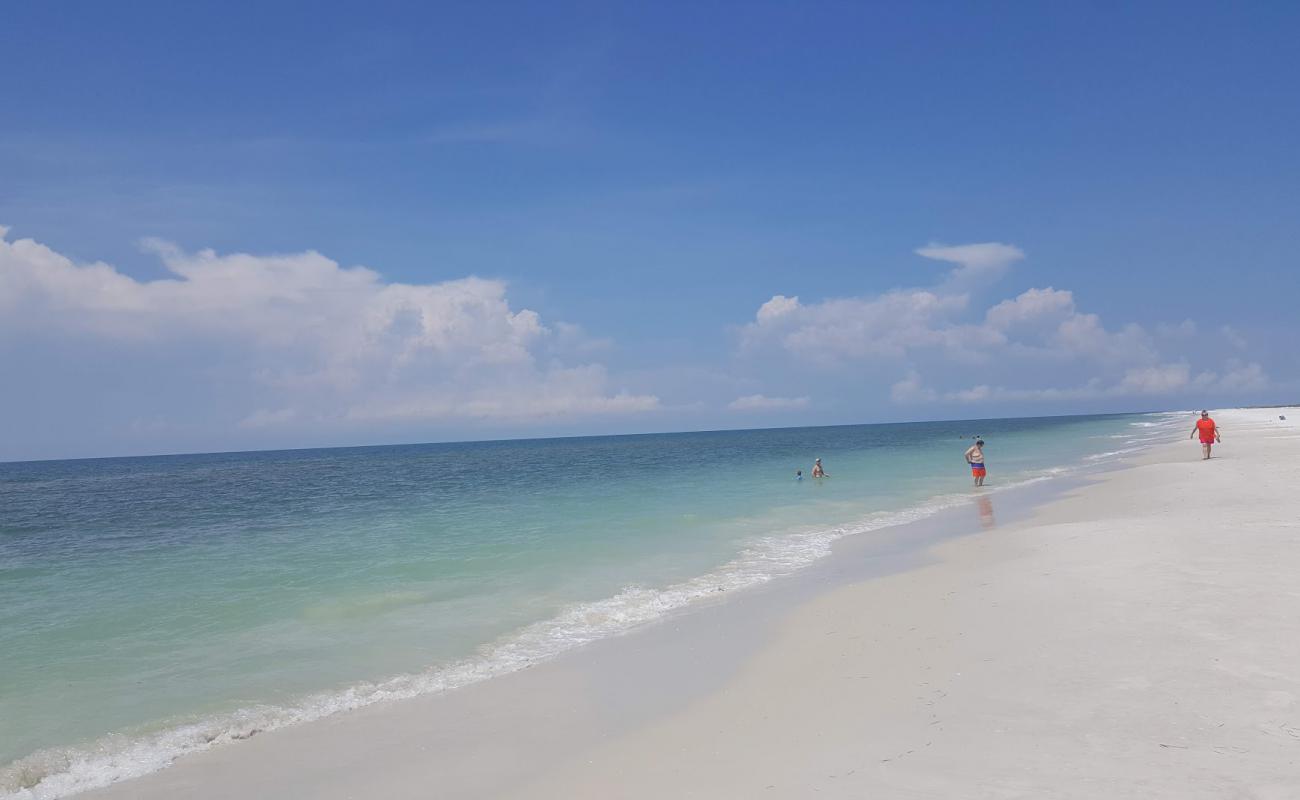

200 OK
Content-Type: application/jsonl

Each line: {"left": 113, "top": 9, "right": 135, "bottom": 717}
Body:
{"left": 1115, "top": 363, "right": 1191, "bottom": 394}
{"left": 742, "top": 289, "right": 975, "bottom": 364}
{"left": 550, "top": 321, "right": 614, "bottom": 358}
{"left": 938, "top": 381, "right": 1106, "bottom": 403}
{"left": 4, "top": 225, "right": 1281, "bottom": 458}
{"left": 345, "top": 364, "right": 660, "bottom": 422}
{"left": 741, "top": 231, "right": 1166, "bottom": 377}
{"left": 727, "top": 394, "right": 811, "bottom": 411}
{"left": 936, "top": 359, "right": 1270, "bottom": 405}
{"left": 985, "top": 287, "right": 1075, "bottom": 330}
{"left": 915, "top": 241, "right": 1025, "bottom": 282}
{"left": 1220, "top": 325, "right": 1248, "bottom": 350}
{"left": 889, "top": 371, "right": 937, "bottom": 403}
{"left": 948, "top": 384, "right": 993, "bottom": 402}
{"left": 743, "top": 242, "right": 1278, "bottom": 411}
{"left": 961, "top": 286, "right": 1158, "bottom": 368}
{"left": 744, "top": 283, "right": 1153, "bottom": 372}
{"left": 1215, "top": 360, "right": 1268, "bottom": 393}
{"left": 1051, "top": 313, "right": 1156, "bottom": 364}
{"left": 0, "top": 228, "right": 658, "bottom": 435}
{"left": 730, "top": 239, "right": 1276, "bottom": 410}
{"left": 755, "top": 294, "right": 801, "bottom": 323}
{"left": 1156, "top": 319, "right": 1197, "bottom": 338}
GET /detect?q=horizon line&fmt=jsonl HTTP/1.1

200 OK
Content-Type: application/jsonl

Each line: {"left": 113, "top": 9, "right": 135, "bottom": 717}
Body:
{"left": 0, "top": 408, "right": 1193, "bottom": 466}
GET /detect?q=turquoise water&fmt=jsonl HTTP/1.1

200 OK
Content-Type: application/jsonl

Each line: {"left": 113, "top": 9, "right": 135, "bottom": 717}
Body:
{"left": 0, "top": 413, "right": 1183, "bottom": 797}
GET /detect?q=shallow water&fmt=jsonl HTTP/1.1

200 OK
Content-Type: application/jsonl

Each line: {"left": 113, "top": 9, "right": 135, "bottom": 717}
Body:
{"left": 0, "top": 412, "right": 1185, "bottom": 797}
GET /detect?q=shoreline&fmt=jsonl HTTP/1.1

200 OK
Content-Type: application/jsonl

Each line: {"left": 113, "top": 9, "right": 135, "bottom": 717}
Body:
{"left": 510, "top": 407, "right": 1300, "bottom": 798}
{"left": 41, "top": 407, "right": 1300, "bottom": 798}
{"left": 72, "top": 468, "right": 1096, "bottom": 800}
{"left": 10, "top": 424, "right": 1136, "bottom": 800}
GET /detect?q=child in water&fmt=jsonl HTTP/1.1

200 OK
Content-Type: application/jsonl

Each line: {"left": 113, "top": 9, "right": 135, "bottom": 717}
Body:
{"left": 795, "top": 469, "right": 803, "bottom": 481}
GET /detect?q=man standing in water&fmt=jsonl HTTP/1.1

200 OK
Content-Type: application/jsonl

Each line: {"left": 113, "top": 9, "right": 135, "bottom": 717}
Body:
{"left": 965, "top": 439, "right": 987, "bottom": 486}
{"left": 811, "top": 458, "right": 827, "bottom": 478}
{"left": 1190, "top": 410, "right": 1221, "bottom": 460}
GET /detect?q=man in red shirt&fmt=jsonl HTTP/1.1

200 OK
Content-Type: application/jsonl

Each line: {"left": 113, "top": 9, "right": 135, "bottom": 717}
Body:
{"left": 1190, "top": 410, "right": 1221, "bottom": 460}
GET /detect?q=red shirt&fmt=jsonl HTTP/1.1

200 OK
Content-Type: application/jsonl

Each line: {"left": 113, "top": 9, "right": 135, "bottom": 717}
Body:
{"left": 1196, "top": 418, "right": 1217, "bottom": 440}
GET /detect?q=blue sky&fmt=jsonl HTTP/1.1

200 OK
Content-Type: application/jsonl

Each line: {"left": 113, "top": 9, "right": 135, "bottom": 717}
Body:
{"left": 2, "top": 1, "right": 1297, "bottom": 460}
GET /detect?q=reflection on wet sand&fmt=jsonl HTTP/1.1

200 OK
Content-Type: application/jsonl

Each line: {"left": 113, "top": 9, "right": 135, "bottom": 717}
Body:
{"left": 976, "top": 494, "right": 996, "bottom": 529}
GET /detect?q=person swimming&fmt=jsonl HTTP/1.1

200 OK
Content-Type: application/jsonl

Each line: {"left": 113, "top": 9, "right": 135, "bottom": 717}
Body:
{"left": 964, "top": 439, "right": 986, "bottom": 486}
{"left": 811, "top": 458, "right": 827, "bottom": 478}
{"left": 795, "top": 469, "right": 803, "bottom": 481}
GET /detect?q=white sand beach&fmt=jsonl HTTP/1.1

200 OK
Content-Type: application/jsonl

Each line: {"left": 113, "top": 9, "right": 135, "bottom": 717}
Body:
{"left": 83, "top": 407, "right": 1299, "bottom": 800}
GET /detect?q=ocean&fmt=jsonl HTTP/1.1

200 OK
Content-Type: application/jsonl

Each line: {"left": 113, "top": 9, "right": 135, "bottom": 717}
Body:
{"left": 0, "top": 412, "right": 1185, "bottom": 798}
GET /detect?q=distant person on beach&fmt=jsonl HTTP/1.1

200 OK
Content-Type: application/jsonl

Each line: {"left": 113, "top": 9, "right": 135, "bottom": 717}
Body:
{"left": 811, "top": 458, "right": 827, "bottom": 478}
{"left": 1190, "top": 410, "right": 1221, "bottom": 460}
{"left": 965, "top": 439, "right": 987, "bottom": 486}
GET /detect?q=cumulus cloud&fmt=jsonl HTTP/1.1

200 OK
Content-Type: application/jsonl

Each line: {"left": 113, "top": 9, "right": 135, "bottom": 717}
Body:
{"left": 939, "top": 382, "right": 1105, "bottom": 403}
{"left": 1193, "top": 360, "right": 1269, "bottom": 394}
{"left": 984, "top": 287, "right": 1075, "bottom": 330}
{"left": 981, "top": 290, "right": 1157, "bottom": 366}
{"left": 890, "top": 371, "right": 937, "bottom": 403}
{"left": 742, "top": 282, "right": 1151, "bottom": 371}
{"left": 727, "top": 394, "right": 811, "bottom": 411}
{"left": 1115, "top": 363, "right": 1192, "bottom": 395}
{"left": 947, "top": 384, "right": 993, "bottom": 402}
{"left": 1156, "top": 319, "right": 1197, "bottom": 338}
{"left": 1220, "top": 325, "right": 1248, "bottom": 350}
{"left": 755, "top": 294, "right": 801, "bottom": 323}
{"left": 1051, "top": 313, "right": 1156, "bottom": 364}
{"left": 1218, "top": 361, "right": 1268, "bottom": 392}
{"left": 737, "top": 240, "right": 1274, "bottom": 409}
{"left": 343, "top": 364, "right": 659, "bottom": 422}
{"left": 741, "top": 289, "right": 977, "bottom": 365}
{"left": 935, "top": 360, "right": 1270, "bottom": 405}
{"left": 0, "top": 228, "right": 658, "bottom": 439}
{"left": 915, "top": 241, "right": 1025, "bottom": 282}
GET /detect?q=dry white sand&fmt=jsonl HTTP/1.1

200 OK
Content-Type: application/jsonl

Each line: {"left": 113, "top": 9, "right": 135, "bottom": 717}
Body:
{"left": 509, "top": 407, "right": 1300, "bottom": 799}
{"left": 84, "top": 407, "right": 1300, "bottom": 799}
